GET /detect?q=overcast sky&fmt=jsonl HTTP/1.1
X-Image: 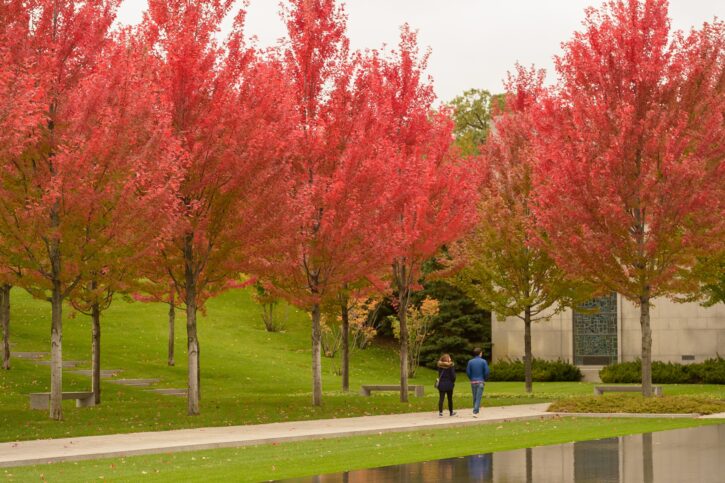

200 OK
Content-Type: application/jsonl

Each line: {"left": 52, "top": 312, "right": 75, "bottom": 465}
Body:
{"left": 116, "top": 0, "right": 724, "bottom": 102}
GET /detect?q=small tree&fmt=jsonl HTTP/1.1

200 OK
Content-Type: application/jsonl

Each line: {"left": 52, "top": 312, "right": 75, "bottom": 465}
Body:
{"left": 252, "top": 283, "right": 284, "bottom": 333}
{"left": 348, "top": 297, "right": 379, "bottom": 350}
{"left": 320, "top": 313, "right": 343, "bottom": 359}
{"left": 391, "top": 297, "right": 438, "bottom": 378}
{"left": 321, "top": 295, "right": 378, "bottom": 359}
{"left": 133, "top": 281, "right": 181, "bottom": 367}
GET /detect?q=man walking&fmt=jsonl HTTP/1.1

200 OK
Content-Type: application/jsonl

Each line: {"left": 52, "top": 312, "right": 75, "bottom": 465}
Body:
{"left": 466, "top": 347, "right": 490, "bottom": 418}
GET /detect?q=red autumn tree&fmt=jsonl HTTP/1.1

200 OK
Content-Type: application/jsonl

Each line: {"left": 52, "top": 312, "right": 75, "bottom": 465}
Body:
{"left": 533, "top": 0, "right": 725, "bottom": 396}
{"left": 0, "top": 0, "right": 178, "bottom": 420}
{"left": 64, "top": 29, "right": 180, "bottom": 405}
{"left": 373, "top": 28, "right": 478, "bottom": 402}
{"left": 142, "top": 0, "right": 294, "bottom": 415}
{"left": 256, "top": 0, "right": 397, "bottom": 406}
{"left": 0, "top": 0, "right": 121, "bottom": 420}
{"left": 0, "top": 0, "right": 44, "bottom": 371}
{"left": 450, "top": 67, "right": 593, "bottom": 394}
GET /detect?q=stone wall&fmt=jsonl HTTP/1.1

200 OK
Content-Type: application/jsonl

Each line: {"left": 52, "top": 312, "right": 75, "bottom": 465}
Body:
{"left": 491, "top": 296, "right": 725, "bottom": 364}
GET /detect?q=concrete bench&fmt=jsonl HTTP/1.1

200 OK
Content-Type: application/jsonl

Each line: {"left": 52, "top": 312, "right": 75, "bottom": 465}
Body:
{"left": 594, "top": 385, "right": 663, "bottom": 396}
{"left": 29, "top": 391, "right": 95, "bottom": 410}
{"left": 360, "top": 385, "right": 425, "bottom": 397}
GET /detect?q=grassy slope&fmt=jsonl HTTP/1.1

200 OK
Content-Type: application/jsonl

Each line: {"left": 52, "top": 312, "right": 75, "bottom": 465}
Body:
{"left": 5, "top": 418, "right": 723, "bottom": 481}
{"left": 1, "top": 288, "right": 538, "bottom": 442}
{"left": 1, "top": 289, "right": 723, "bottom": 443}
{"left": 0, "top": 289, "right": 437, "bottom": 441}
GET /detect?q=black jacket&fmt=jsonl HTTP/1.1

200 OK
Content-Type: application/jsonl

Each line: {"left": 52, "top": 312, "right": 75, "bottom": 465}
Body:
{"left": 437, "top": 362, "right": 456, "bottom": 392}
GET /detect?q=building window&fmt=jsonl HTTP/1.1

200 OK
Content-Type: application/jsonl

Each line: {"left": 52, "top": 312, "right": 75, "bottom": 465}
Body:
{"left": 573, "top": 292, "right": 618, "bottom": 365}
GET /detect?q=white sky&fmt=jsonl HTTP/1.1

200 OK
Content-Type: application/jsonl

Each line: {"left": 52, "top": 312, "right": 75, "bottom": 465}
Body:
{"left": 116, "top": 0, "right": 724, "bottom": 102}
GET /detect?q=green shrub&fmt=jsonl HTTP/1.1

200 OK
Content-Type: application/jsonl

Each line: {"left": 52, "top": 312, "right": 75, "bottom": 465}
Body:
{"left": 489, "top": 358, "right": 582, "bottom": 382}
{"left": 653, "top": 361, "right": 694, "bottom": 384}
{"left": 488, "top": 359, "right": 524, "bottom": 381}
{"left": 690, "top": 356, "right": 725, "bottom": 384}
{"left": 600, "top": 357, "right": 725, "bottom": 384}
{"left": 599, "top": 360, "right": 641, "bottom": 383}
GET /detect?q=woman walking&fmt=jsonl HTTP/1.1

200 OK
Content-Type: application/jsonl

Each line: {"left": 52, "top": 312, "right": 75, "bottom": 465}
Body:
{"left": 437, "top": 353, "right": 457, "bottom": 416}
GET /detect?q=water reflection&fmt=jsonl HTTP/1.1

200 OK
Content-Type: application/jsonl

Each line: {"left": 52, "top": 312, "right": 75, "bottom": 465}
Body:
{"left": 280, "top": 424, "right": 724, "bottom": 483}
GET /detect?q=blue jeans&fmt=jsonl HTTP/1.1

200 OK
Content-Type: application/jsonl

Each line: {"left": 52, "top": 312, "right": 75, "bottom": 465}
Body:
{"left": 471, "top": 382, "right": 484, "bottom": 414}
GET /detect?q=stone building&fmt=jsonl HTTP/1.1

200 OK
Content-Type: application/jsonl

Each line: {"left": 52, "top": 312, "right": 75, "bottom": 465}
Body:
{"left": 491, "top": 293, "right": 725, "bottom": 382}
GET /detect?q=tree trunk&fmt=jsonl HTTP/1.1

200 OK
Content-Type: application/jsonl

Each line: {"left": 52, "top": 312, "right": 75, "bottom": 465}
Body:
{"left": 340, "top": 298, "right": 349, "bottom": 392}
{"left": 1, "top": 285, "right": 11, "bottom": 370}
{"left": 524, "top": 306, "right": 533, "bottom": 394}
{"left": 397, "top": 289, "right": 410, "bottom": 404}
{"left": 168, "top": 294, "right": 175, "bottom": 367}
{"left": 184, "top": 235, "right": 200, "bottom": 415}
{"left": 640, "top": 289, "right": 653, "bottom": 397}
{"left": 50, "top": 280, "right": 63, "bottom": 420}
{"left": 91, "top": 298, "right": 101, "bottom": 404}
{"left": 393, "top": 260, "right": 411, "bottom": 404}
{"left": 47, "top": 91, "right": 62, "bottom": 420}
{"left": 311, "top": 303, "right": 323, "bottom": 406}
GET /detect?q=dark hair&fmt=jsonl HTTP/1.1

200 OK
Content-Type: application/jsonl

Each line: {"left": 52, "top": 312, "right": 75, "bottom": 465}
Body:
{"left": 473, "top": 347, "right": 483, "bottom": 356}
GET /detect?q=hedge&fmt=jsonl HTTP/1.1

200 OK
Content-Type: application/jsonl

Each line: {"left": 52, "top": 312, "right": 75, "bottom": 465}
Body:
{"left": 599, "top": 357, "right": 725, "bottom": 384}
{"left": 488, "top": 358, "right": 582, "bottom": 382}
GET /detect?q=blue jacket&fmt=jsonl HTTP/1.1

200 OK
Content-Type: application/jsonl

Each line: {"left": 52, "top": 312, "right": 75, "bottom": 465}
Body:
{"left": 466, "top": 356, "right": 490, "bottom": 382}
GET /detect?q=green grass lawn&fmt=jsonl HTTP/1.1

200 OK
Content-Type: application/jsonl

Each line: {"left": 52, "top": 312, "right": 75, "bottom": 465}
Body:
{"left": 1, "top": 288, "right": 723, "bottom": 444}
{"left": 4, "top": 418, "right": 723, "bottom": 481}
{"left": 0, "top": 288, "right": 547, "bottom": 442}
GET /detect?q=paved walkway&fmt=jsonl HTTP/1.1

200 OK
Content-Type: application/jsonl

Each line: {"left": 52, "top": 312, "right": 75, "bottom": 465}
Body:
{"left": 1, "top": 404, "right": 722, "bottom": 468}
{"left": 0, "top": 403, "right": 554, "bottom": 467}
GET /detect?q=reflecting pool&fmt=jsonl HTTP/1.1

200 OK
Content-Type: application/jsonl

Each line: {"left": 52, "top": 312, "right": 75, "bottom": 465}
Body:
{"left": 280, "top": 423, "right": 725, "bottom": 482}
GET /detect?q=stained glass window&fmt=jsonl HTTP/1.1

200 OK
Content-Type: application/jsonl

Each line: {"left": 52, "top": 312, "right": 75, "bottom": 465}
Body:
{"left": 573, "top": 292, "right": 618, "bottom": 365}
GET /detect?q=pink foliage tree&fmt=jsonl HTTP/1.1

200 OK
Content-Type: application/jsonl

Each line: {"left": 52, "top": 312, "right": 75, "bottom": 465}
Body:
{"left": 257, "top": 0, "right": 398, "bottom": 406}
{"left": 0, "top": 0, "right": 179, "bottom": 419}
{"left": 373, "top": 28, "right": 479, "bottom": 402}
{"left": 64, "top": 29, "right": 180, "bottom": 405}
{"left": 533, "top": 0, "right": 725, "bottom": 396}
{"left": 142, "top": 0, "right": 294, "bottom": 415}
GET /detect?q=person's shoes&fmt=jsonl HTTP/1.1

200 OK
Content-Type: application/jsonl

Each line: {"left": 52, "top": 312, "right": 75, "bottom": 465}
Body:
{"left": 439, "top": 412, "right": 443, "bottom": 417}
{"left": 472, "top": 412, "right": 478, "bottom": 418}
{"left": 450, "top": 411, "right": 457, "bottom": 416}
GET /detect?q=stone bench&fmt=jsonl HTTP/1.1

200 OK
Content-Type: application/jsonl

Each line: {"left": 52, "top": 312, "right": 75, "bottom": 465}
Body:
{"left": 360, "top": 385, "right": 425, "bottom": 397}
{"left": 594, "top": 385, "right": 663, "bottom": 396}
{"left": 145, "top": 388, "right": 186, "bottom": 396}
{"left": 29, "top": 391, "right": 95, "bottom": 410}
{"left": 70, "top": 369, "right": 122, "bottom": 377}
{"left": 34, "top": 360, "right": 84, "bottom": 368}
{"left": 109, "top": 378, "right": 160, "bottom": 386}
